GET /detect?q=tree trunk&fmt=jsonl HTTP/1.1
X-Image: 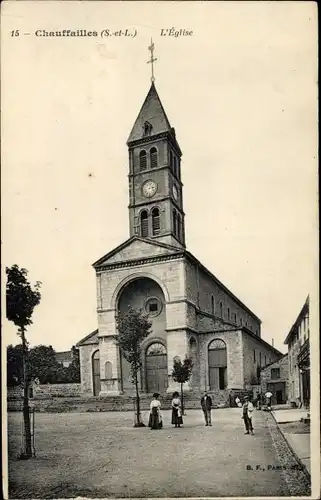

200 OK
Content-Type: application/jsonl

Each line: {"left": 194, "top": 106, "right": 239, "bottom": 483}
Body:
{"left": 181, "top": 382, "right": 185, "bottom": 416}
{"left": 134, "top": 371, "right": 141, "bottom": 425}
{"left": 21, "top": 328, "right": 32, "bottom": 458}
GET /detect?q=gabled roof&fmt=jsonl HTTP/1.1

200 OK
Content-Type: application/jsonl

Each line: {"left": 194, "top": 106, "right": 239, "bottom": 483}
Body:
{"left": 127, "top": 83, "right": 173, "bottom": 144}
{"left": 92, "top": 236, "right": 183, "bottom": 269}
{"left": 76, "top": 329, "right": 99, "bottom": 347}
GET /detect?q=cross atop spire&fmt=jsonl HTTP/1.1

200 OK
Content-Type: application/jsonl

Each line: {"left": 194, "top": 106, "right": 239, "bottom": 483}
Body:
{"left": 147, "top": 38, "right": 157, "bottom": 83}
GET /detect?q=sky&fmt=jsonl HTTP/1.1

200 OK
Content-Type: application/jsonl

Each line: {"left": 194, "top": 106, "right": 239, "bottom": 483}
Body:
{"left": 2, "top": 1, "right": 318, "bottom": 355}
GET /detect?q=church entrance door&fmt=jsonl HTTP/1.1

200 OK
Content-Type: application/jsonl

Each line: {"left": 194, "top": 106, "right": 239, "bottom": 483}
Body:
{"left": 208, "top": 339, "right": 228, "bottom": 390}
{"left": 145, "top": 342, "right": 168, "bottom": 393}
{"left": 92, "top": 350, "right": 101, "bottom": 396}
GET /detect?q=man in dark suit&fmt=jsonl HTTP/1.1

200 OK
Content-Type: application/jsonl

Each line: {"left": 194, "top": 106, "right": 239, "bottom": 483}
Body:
{"left": 201, "top": 391, "right": 212, "bottom": 426}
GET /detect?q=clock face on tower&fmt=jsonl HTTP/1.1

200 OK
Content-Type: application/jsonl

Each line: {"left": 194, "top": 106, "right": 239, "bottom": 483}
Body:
{"left": 172, "top": 185, "right": 178, "bottom": 201}
{"left": 142, "top": 180, "right": 157, "bottom": 198}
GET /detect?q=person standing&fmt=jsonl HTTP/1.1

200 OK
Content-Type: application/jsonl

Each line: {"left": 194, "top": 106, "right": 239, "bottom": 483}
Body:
{"left": 265, "top": 391, "right": 273, "bottom": 410}
{"left": 242, "top": 396, "right": 254, "bottom": 435}
{"left": 201, "top": 391, "right": 212, "bottom": 426}
{"left": 171, "top": 392, "right": 183, "bottom": 428}
{"left": 148, "top": 393, "right": 162, "bottom": 429}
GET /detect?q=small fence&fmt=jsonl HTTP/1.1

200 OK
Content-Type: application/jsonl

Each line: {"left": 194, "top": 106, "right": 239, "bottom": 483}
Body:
{"left": 19, "top": 407, "right": 36, "bottom": 458}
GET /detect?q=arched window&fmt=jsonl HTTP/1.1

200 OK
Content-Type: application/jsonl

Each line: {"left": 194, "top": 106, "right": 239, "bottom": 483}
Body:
{"left": 146, "top": 342, "right": 167, "bottom": 356}
{"left": 152, "top": 207, "right": 160, "bottom": 235}
{"left": 208, "top": 339, "right": 227, "bottom": 390}
{"left": 219, "top": 301, "right": 223, "bottom": 318}
{"left": 141, "top": 210, "right": 148, "bottom": 237}
{"left": 227, "top": 308, "right": 230, "bottom": 320}
{"left": 143, "top": 121, "right": 152, "bottom": 136}
{"left": 177, "top": 213, "right": 181, "bottom": 240}
{"left": 177, "top": 158, "right": 181, "bottom": 179}
{"left": 170, "top": 150, "right": 173, "bottom": 170}
{"left": 234, "top": 313, "right": 237, "bottom": 323}
{"left": 190, "top": 337, "right": 196, "bottom": 349}
{"left": 150, "top": 147, "right": 158, "bottom": 168}
{"left": 139, "top": 150, "right": 147, "bottom": 171}
{"left": 173, "top": 209, "right": 177, "bottom": 236}
{"left": 211, "top": 296, "right": 215, "bottom": 315}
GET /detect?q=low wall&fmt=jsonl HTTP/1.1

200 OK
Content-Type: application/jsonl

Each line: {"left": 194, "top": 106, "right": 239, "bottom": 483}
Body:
{"left": 7, "top": 383, "right": 81, "bottom": 400}
{"left": 33, "top": 383, "right": 81, "bottom": 398}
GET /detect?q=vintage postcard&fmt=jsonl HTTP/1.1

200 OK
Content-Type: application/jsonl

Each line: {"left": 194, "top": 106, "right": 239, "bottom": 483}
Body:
{"left": 1, "top": 1, "right": 319, "bottom": 499}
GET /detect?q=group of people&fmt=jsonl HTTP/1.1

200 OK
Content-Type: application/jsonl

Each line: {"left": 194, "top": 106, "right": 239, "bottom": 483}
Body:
{"left": 148, "top": 390, "right": 216, "bottom": 430}
{"left": 149, "top": 390, "right": 255, "bottom": 435}
{"left": 148, "top": 391, "right": 184, "bottom": 429}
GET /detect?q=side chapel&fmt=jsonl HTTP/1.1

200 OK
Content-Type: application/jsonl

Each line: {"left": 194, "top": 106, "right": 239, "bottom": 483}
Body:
{"left": 77, "top": 47, "right": 282, "bottom": 400}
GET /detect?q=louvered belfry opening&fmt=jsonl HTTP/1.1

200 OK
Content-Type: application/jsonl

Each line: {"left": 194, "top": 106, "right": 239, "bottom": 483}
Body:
{"left": 141, "top": 210, "right": 149, "bottom": 237}
{"left": 177, "top": 213, "right": 181, "bottom": 240}
{"left": 139, "top": 150, "right": 147, "bottom": 171}
{"left": 152, "top": 208, "right": 160, "bottom": 235}
{"left": 150, "top": 147, "right": 158, "bottom": 168}
{"left": 172, "top": 209, "right": 177, "bottom": 236}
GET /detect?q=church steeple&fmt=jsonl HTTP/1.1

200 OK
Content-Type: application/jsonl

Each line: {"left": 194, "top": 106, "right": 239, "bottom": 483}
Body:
{"left": 127, "top": 67, "right": 185, "bottom": 248}
{"left": 127, "top": 83, "right": 172, "bottom": 144}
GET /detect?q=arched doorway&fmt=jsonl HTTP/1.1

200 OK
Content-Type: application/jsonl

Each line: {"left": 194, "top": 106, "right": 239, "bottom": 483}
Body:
{"left": 117, "top": 276, "right": 167, "bottom": 392}
{"left": 208, "top": 339, "right": 227, "bottom": 390}
{"left": 145, "top": 342, "right": 168, "bottom": 393}
{"left": 92, "top": 350, "right": 101, "bottom": 396}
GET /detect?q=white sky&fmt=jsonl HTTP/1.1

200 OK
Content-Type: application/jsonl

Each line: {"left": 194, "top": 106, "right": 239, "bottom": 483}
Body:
{"left": 2, "top": 1, "right": 318, "bottom": 354}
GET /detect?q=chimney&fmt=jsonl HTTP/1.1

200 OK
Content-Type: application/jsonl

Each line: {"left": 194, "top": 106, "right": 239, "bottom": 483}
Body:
{"left": 272, "top": 338, "right": 274, "bottom": 347}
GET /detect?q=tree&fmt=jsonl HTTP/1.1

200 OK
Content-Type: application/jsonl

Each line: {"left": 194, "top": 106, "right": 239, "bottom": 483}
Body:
{"left": 7, "top": 344, "right": 24, "bottom": 386}
{"left": 6, "top": 265, "right": 41, "bottom": 458}
{"left": 117, "top": 308, "right": 152, "bottom": 427}
{"left": 28, "top": 345, "right": 61, "bottom": 383}
{"left": 171, "top": 356, "right": 194, "bottom": 415}
{"left": 63, "top": 346, "right": 80, "bottom": 383}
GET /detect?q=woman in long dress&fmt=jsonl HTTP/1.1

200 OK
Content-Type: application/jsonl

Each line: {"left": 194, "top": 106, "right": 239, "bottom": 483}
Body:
{"left": 171, "top": 392, "right": 183, "bottom": 428}
{"left": 148, "top": 393, "right": 163, "bottom": 429}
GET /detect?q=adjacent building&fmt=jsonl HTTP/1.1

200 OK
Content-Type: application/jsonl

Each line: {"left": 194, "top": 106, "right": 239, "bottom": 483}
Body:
{"left": 260, "top": 354, "right": 288, "bottom": 405}
{"left": 77, "top": 74, "right": 282, "bottom": 401}
{"left": 284, "top": 296, "right": 310, "bottom": 408}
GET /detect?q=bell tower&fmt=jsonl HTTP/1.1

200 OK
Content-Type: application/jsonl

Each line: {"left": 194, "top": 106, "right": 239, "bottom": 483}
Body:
{"left": 127, "top": 42, "right": 185, "bottom": 249}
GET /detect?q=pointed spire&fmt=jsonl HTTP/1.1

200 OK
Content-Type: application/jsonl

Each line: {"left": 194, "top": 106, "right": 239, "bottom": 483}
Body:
{"left": 127, "top": 83, "right": 172, "bottom": 144}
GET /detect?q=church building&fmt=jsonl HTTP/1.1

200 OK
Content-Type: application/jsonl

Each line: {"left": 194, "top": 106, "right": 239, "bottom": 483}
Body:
{"left": 77, "top": 55, "right": 282, "bottom": 401}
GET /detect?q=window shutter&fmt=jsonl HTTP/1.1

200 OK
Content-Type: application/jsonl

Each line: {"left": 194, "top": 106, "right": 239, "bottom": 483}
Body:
{"left": 141, "top": 211, "right": 149, "bottom": 237}
{"left": 139, "top": 151, "right": 147, "bottom": 171}
{"left": 152, "top": 208, "right": 160, "bottom": 235}
{"left": 150, "top": 148, "right": 158, "bottom": 169}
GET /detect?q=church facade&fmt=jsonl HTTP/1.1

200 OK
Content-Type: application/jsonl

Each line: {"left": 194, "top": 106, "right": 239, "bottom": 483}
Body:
{"left": 77, "top": 81, "right": 282, "bottom": 399}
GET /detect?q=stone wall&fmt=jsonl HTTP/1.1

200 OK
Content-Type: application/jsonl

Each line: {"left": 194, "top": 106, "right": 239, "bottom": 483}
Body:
{"left": 7, "top": 383, "right": 82, "bottom": 399}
